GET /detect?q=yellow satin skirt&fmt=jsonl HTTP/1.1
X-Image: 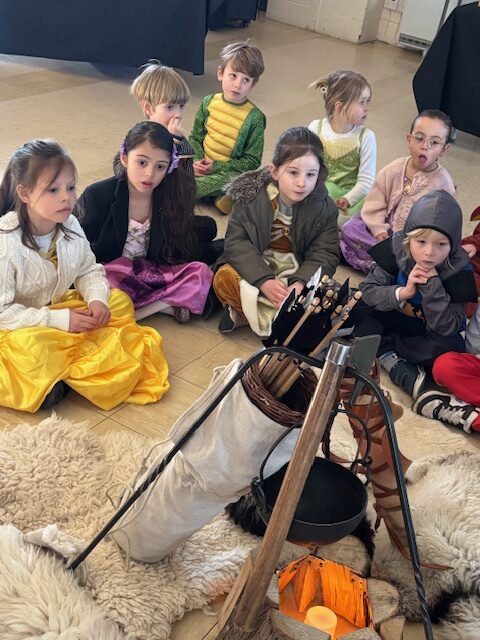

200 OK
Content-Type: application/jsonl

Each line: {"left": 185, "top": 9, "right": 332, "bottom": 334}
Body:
{"left": 0, "top": 289, "right": 169, "bottom": 413}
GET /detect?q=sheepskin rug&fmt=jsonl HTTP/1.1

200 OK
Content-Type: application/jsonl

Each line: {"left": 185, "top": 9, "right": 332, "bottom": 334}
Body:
{"left": 0, "top": 382, "right": 480, "bottom": 640}
{"left": 0, "top": 416, "right": 258, "bottom": 639}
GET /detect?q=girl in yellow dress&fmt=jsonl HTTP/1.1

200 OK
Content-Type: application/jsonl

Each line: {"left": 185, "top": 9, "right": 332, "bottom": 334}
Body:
{"left": 0, "top": 139, "right": 169, "bottom": 412}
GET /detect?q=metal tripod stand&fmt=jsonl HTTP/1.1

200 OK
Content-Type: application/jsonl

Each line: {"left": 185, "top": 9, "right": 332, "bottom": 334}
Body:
{"left": 68, "top": 339, "right": 433, "bottom": 639}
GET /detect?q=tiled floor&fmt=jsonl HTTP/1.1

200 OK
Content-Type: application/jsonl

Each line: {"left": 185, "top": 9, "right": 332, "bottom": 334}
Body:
{"left": 1, "top": 12, "right": 479, "bottom": 640}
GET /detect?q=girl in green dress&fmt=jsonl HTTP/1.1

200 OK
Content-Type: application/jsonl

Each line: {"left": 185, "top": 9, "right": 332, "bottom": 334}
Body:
{"left": 308, "top": 69, "right": 376, "bottom": 226}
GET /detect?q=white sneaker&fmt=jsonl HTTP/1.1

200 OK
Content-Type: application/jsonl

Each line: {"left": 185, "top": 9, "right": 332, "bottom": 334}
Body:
{"left": 413, "top": 390, "right": 479, "bottom": 433}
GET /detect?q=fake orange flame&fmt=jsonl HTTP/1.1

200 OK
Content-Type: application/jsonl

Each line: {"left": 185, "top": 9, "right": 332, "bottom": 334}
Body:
{"left": 278, "top": 554, "right": 373, "bottom": 637}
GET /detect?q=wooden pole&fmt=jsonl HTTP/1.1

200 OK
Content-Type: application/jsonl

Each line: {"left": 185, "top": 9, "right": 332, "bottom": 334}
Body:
{"left": 232, "top": 339, "right": 353, "bottom": 632}
{"left": 270, "top": 293, "right": 362, "bottom": 399}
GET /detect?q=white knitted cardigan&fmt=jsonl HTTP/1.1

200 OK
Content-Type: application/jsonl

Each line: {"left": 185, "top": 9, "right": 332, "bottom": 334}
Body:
{"left": 0, "top": 212, "right": 109, "bottom": 331}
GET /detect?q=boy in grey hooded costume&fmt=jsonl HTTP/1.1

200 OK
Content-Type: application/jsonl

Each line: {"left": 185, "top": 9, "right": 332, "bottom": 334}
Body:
{"left": 353, "top": 190, "right": 477, "bottom": 398}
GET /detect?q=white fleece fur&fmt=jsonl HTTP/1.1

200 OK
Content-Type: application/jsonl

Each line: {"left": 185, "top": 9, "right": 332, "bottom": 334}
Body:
{"left": 0, "top": 416, "right": 258, "bottom": 639}
{"left": 0, "top": 524, "right": 123, "bottom": 640}
{"left": 0, "top": 374, "right": 479, "bottom": 639}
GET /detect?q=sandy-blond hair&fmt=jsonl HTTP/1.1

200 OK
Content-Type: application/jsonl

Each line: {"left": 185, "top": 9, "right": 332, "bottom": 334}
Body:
{"left": 130, "top": 61, "right": 190, "bottom": 111}
{"left": 218, "top": 40, "right": 265, "bottom": 84}
{"left": 309, "top": 69, "right": 371, "bottom": 118}
{"left": 403, "top": 227, "right": 451, "bottom": 262}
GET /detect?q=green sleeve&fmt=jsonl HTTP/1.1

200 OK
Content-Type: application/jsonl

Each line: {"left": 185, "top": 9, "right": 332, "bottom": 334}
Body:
{"left": 212, "top": 107, "right": 266, "bottom": 175}
{"left": 188, "top": 95, "right": 212, "bottom": 161}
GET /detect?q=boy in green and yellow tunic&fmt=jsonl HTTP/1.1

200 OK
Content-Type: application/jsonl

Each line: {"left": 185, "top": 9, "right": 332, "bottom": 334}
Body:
{"left": 189, "top": 41, "right": 266, "bottom": 211}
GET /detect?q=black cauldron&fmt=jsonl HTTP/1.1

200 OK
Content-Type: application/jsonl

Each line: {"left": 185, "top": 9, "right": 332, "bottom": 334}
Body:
{"left": 252, "top": 456, "right": 368, "bottom": 544}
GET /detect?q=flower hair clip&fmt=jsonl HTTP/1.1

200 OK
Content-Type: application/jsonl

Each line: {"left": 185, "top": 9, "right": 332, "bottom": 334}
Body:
{"left": 167, "top": 145, "right": 179, "bottom": 174}
{"left": 320, "top": 86, "right": 327, "bottom": 94}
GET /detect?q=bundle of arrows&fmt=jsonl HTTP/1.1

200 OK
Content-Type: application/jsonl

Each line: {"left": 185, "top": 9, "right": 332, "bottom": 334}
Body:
{"left": 258, "top": 275, "right": 362, "bottom": 399}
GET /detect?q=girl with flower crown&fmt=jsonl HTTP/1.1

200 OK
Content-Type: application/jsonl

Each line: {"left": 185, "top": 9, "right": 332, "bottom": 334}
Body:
{"left": 78, "top": 122, "right": 214, "bottom": 323}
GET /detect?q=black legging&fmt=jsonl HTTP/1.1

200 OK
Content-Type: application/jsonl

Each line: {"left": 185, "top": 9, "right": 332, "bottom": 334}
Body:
{"left": 349, "top": 301, "right": 465, "bottom": 370}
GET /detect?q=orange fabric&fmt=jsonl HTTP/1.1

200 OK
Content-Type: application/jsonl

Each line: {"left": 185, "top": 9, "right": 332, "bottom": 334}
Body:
{"left": 213, "top": 264, "right": 243, "bottom": 313}
{"left": 278, "top": 555, "right": 373, "bottom": 630}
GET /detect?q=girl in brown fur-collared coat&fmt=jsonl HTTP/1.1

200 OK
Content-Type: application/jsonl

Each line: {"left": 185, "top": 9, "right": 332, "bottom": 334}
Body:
{"left": 213, "top": 127, "right": 339, "bottom": 336}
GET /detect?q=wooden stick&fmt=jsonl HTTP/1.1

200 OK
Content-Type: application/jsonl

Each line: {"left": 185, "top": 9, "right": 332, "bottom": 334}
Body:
{"left": 267, "top": 299, "right": 343, "bottom": 398}
{"left": 269, "top": 297, "right": 343, "bottom": 397}
{"left": 231, "top": 340, "right": 353, "bottom": 632}
{"left": 272, "top": 292, "right": 362, "bottom": 399}
{"left": 310, "top": 291, "right": 362, "bottom": 359}
{"left": 258, "top": 290, "right": 311, "bottom": 377}
{"left": 260, "top": 295, "right": 322, "bottom": 386}
{"left": 258, "top": 275, "right": 330, "bottom": 378}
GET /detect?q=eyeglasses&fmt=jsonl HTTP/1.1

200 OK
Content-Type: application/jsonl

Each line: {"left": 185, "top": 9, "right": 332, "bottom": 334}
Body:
{"left": 410, "top": 133, "right": 447, "bottom": 149}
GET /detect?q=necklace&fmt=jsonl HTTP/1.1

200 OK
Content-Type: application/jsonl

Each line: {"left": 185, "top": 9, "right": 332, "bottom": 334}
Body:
{"left": 403, "top": 175, "right": 412, "bottom": 195}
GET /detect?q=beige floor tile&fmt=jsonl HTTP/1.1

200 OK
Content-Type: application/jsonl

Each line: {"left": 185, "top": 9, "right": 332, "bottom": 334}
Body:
{"left": 90, "top": 417, "right": 139, "bottom": 437}
{"left": 0, "top": 406, "right": 55, "bottom": 430}
{"left": 112, "top": 375, "right": 205, "bottom": 439}
{"left": 228, "top": 326, "right": 264, "bottom": 353}
{"left": 140, "top": 315, "right": 224, "bottom": 374}
{"left": 190, "top": 310, "right": 222, "bottom": 335}
{"left": 0, "top": 394, "right": 105, "bottom": 431}
{"left": 67, "top": 391, "right": 126, "bottom": 418}
{"left": 175, "top": 340, "right": 254, "bottom": 389}
{"left": 170, "top": 609, "right": 217, "bottom": 640}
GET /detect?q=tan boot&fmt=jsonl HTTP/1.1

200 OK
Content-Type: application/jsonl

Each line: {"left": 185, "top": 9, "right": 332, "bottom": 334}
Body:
{"left": 338, "top": 363, "right": 450, "bottom": 570}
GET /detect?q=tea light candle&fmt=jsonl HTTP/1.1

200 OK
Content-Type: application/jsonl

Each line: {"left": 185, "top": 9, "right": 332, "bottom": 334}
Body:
{"left": 304, "top": 605, "right": 337, "bottom": 638}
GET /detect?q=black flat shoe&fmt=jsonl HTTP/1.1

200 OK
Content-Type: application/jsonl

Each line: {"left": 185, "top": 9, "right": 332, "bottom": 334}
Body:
{"left": 40, "top": 381, "right": 69, "bottom": 410}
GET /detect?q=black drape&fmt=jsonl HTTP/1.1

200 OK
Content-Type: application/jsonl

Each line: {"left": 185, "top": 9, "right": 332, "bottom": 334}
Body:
{"left": 412, "top": 2, "right": 480, "bottom": 137}
{"left": 0, "top": 1, "right": 217, "bottom": 74}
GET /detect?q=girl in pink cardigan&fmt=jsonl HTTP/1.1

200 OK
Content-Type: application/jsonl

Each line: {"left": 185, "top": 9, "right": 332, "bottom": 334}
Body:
{"left": 340, "top": 109, "right": 455, "bottom": 272}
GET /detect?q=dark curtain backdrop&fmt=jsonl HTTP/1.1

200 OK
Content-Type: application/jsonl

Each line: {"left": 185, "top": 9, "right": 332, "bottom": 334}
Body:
{"left": 0, "top": 1, "right": 227, "bottom": 74}
{"left": 413, "top": 2, "right": 480, "bottom": 138}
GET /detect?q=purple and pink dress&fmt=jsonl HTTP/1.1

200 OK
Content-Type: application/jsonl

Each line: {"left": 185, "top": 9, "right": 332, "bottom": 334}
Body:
{"left": 104, "top": 217, "right": 213, "bottom": 319}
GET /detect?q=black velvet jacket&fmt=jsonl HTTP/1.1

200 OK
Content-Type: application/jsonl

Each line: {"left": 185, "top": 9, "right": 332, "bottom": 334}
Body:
{"left": 77, "top": 177, "right": 168, "bottom": 265}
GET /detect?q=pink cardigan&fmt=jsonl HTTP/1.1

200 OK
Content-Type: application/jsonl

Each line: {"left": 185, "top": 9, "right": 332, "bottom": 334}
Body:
{"left": 360, "top": 156, "right": 456, "bottom": 238}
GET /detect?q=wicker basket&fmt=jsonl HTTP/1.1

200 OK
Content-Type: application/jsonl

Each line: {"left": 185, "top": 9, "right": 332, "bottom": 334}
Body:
{"left": 241, "top": 361, "right": 317, "bottom": 427}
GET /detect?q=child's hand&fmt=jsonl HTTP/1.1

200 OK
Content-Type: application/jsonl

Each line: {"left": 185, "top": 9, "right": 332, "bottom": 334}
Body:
{"left": 88, "top": 301, "right": 111, "bottom": 328}
{"left": 463, "top": 243, "right": 477, "bottom": 258}
{"left": 68, "top": 309, "right": 99, "bottom": 333}
{"left": 375, "top": 232, "right": 389, "bottom": 242}
{"left": 336, "top": 197, "right": 350, "bottom": 212}
{"left": 168, "top": 115, "right": 183, "bottom": 137}
{"left": 400, "top": 263, "right": 434, "bottom": 300}
{"left": 193, "top": 158, "right": 213, "bottom": 176}
{"left": 260, "top": 279, "right": 289, "bottom": 308}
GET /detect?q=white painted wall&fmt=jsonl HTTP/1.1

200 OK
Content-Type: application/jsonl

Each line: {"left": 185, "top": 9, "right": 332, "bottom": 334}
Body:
{"left": 266, "top": 0, "right": 318, "bottom": 31}
{"left": 315, "top": 0, "right": 385, "bottom": 43}
{"left": 377, "top": 6, "right": 403, "bottom": 44}
{"left": 266, "top": 0, "right": 404, "bottom": 46}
